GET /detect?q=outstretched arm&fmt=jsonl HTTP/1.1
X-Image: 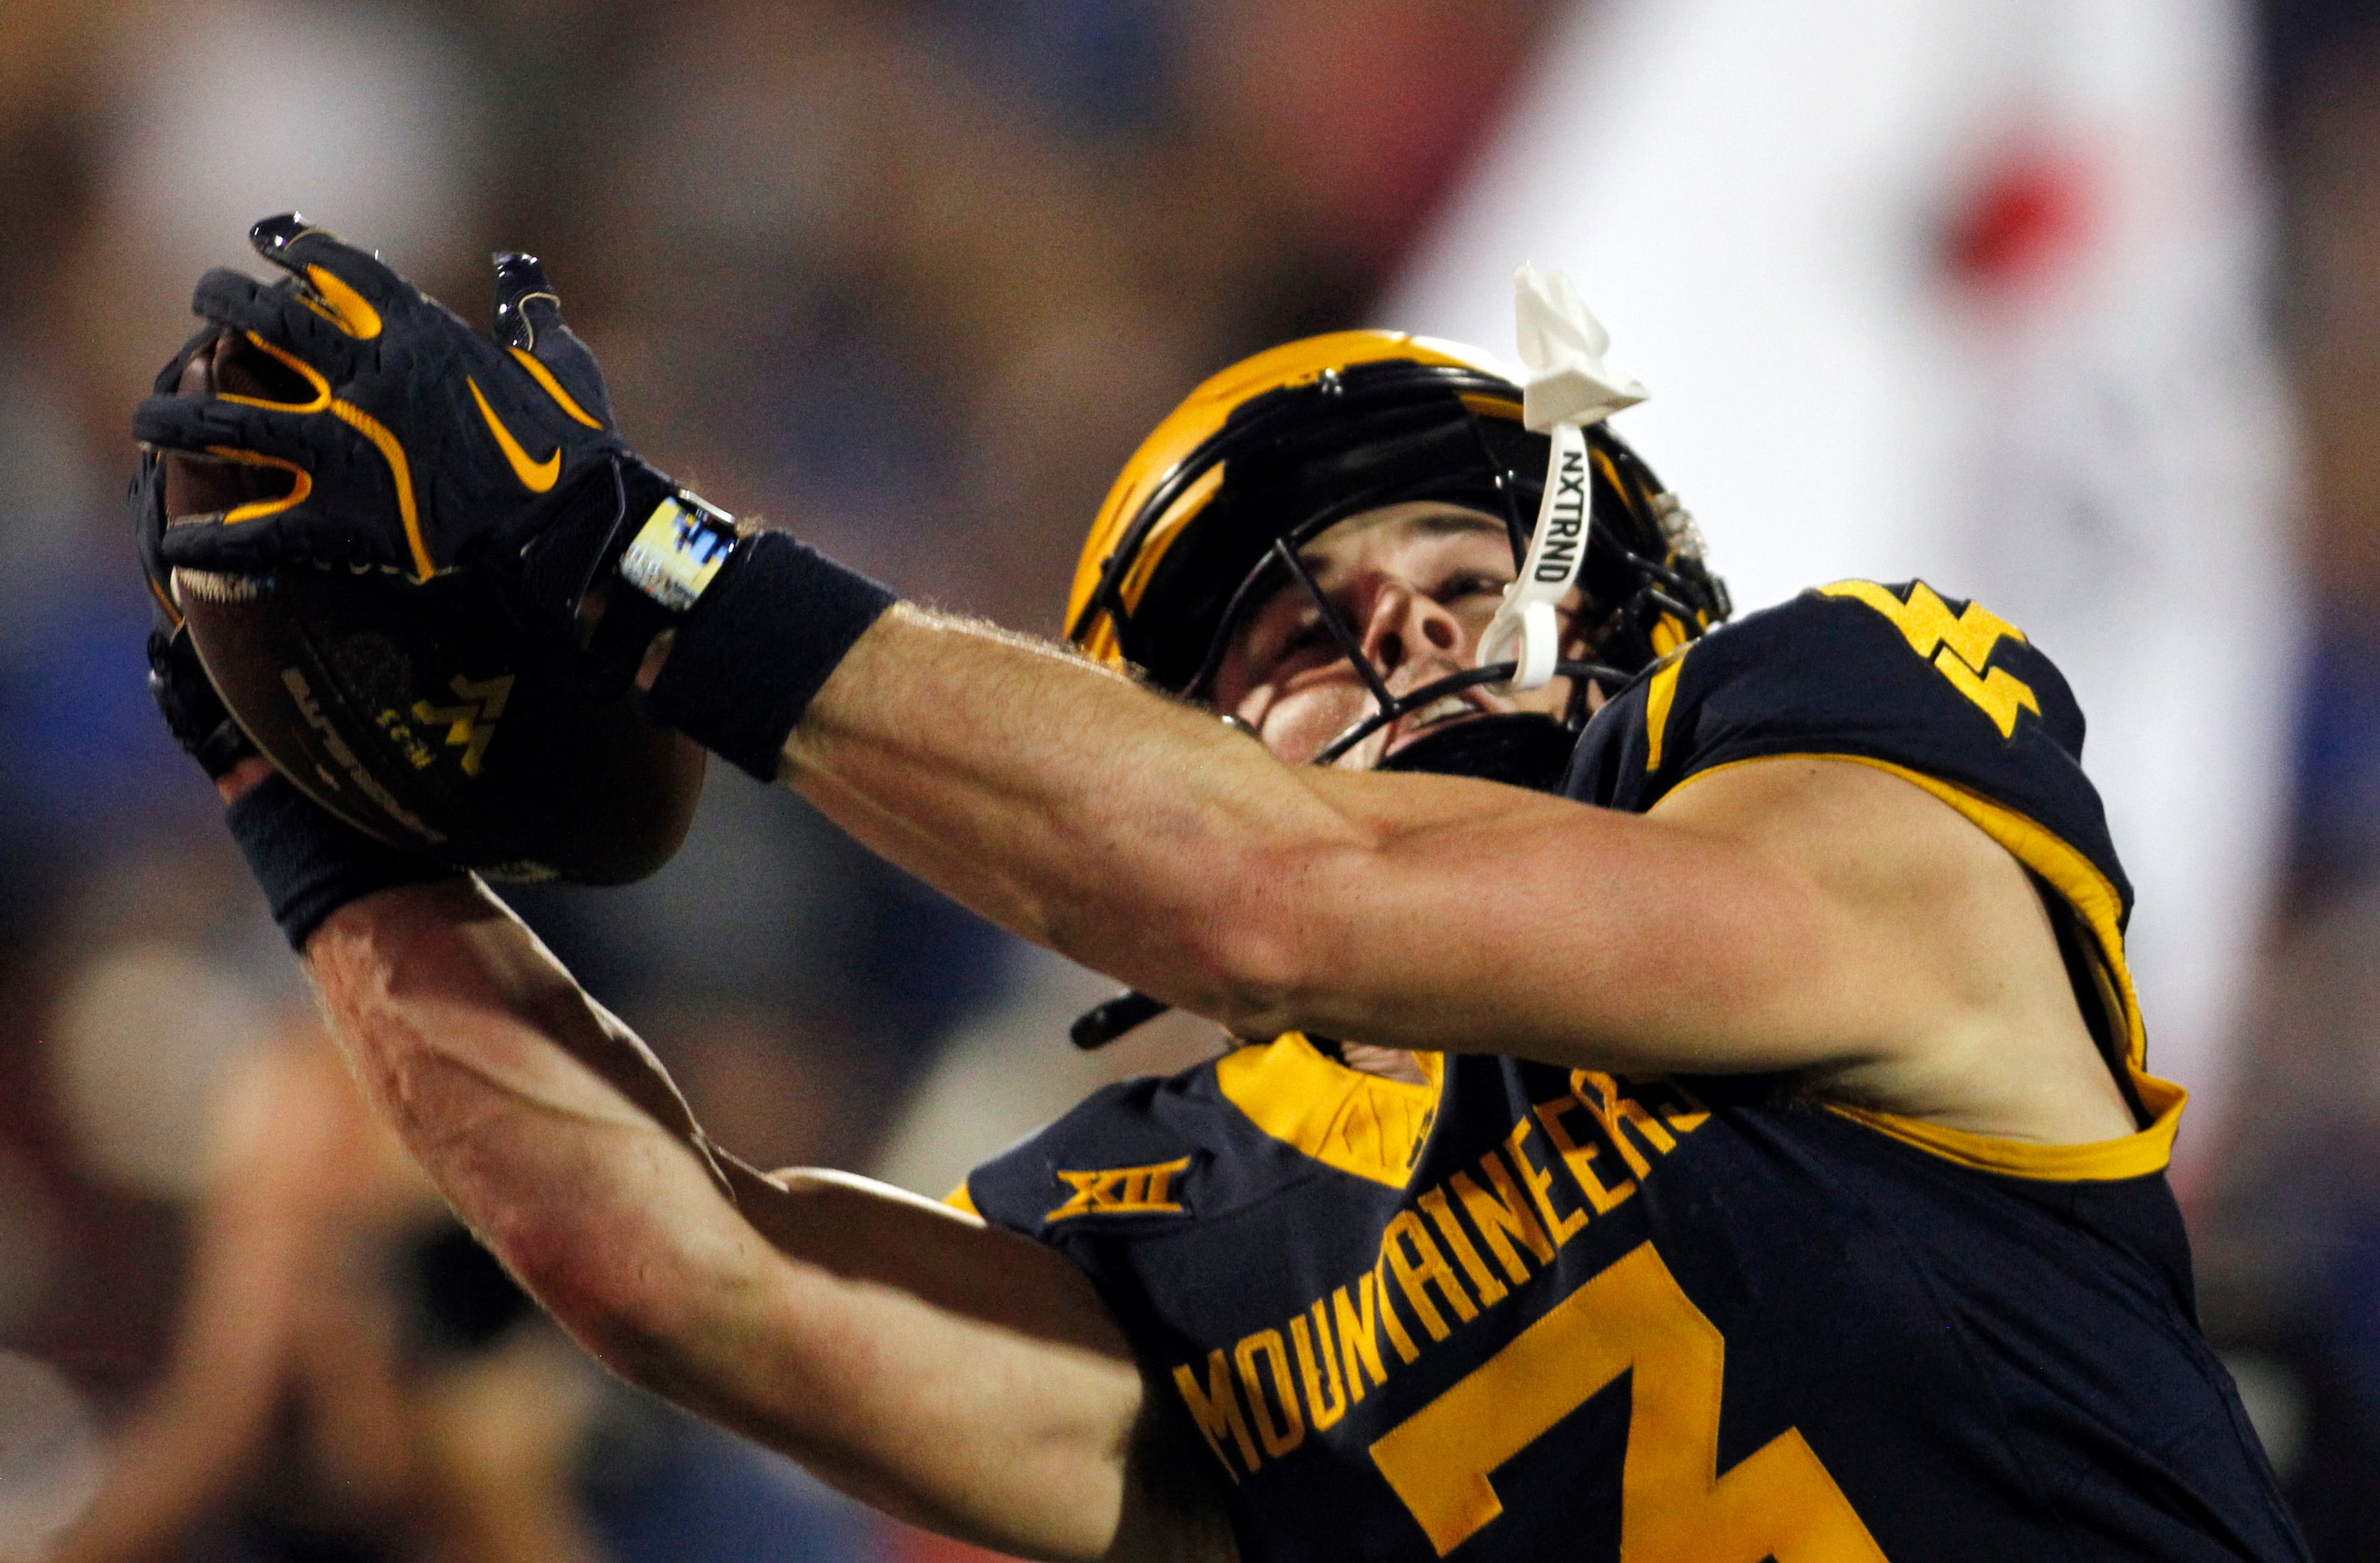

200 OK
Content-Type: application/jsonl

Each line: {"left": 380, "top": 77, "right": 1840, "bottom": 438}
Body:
{"left": 770, "top": 608, "right": 2128, "bottom": 1142}
{"left": 298, "top": 862, "right": 1230, "bottom": 1563}
{"left": 139, "top": 221, "right": 2116, "bottom": 1142}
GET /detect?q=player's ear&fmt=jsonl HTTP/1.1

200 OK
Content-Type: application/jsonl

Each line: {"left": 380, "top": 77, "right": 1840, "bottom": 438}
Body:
{"left": 490, "top": 251, "right": 614, "bottom": 430}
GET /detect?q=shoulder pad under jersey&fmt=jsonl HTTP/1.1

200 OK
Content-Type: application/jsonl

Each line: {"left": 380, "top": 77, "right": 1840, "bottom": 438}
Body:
{"left": 1566, "top": 581, "right": 2144, "bottom": 1065}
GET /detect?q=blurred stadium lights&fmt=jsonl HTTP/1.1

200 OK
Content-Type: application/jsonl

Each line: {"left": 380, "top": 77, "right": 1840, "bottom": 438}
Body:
{"left": 0, "top": 1150, "right": 61, "bottom": 1342}
{"left": 47, "top": 941, "right": 271, "bottom": 1200}
{"left": 89, "top": 0, "right": 483, "bottom": 378}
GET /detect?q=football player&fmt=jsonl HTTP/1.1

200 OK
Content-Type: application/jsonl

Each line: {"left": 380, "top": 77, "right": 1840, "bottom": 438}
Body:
{"left": 136, "top": 218, "right": 2306, "bottom": 1561}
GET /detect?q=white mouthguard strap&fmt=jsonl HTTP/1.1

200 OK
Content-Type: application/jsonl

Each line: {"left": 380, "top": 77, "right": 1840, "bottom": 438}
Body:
{"left": 1479, "top": 262, "right": 1647, "bottom": 692}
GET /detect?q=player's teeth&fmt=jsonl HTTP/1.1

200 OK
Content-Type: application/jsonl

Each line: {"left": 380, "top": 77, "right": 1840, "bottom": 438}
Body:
{"left": 1412, "top": 697, "right": 1471, "bottom": 728}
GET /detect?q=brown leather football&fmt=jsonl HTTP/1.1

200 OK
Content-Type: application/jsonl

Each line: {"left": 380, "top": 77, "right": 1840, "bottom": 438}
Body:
{"left": 166, "top": 330, "right": 705, "bottom": 884}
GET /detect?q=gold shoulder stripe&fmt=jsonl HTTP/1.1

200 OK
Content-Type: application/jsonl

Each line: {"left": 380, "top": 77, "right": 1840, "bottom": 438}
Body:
{"left": 1664, "top": 755, "right": 2177, "bottom": 1180}
{"left": 1215, "top": 1033, "right": 1443, "bottom": 1188}
{"left": 1642, "top": 648, "right": 1691, "bottom": 772}
{"left": 944, "top": 1180, "right": 981, "bottom": 1217}
{"left": 1828, "top": 754, "right": 2144, "bottom": 1070}
{"left": 1828, "top": 1074, "right": 2185, "bottom": 1182}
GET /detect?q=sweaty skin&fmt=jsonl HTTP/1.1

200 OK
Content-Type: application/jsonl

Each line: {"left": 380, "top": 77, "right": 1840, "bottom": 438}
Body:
{"left": 242, "top": 504, "right": 2135, "bottom": 1560}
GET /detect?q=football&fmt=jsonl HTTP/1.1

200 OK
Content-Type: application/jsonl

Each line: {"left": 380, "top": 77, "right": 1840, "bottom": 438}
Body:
{"left": 165, "top": 330, "right": 705, "bottom": 884}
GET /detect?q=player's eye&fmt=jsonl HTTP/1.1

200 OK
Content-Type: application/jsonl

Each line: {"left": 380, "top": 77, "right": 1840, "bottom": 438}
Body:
{"left": 1438, "top": 572, "right": 1507, "bottom": 604}
{"left": 1275, "top": 616, "right": 1336, "bottom": 662}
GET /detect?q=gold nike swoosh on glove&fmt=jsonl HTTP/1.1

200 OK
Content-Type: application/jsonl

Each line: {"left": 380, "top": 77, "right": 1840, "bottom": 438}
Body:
{"left": 468, "top": 378, "right": 561, "bottom": 492}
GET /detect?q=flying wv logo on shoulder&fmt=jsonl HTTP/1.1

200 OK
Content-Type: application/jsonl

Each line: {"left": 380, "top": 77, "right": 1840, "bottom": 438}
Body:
{"left": 1046, "top": 1156, "right": 1195, "bottom": 1223}
{"left": 1820, "top": 580, "right": 2040, "bottom": 738}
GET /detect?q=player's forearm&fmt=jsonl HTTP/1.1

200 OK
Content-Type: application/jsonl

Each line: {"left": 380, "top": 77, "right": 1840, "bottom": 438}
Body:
{"left": 778, "top": 614, "right": 1931, "bottom": 1070}
{"left": 303, "top": 882, "right": 1155, "bottom": 1560}
{"left": 688, "top": 1161, "right": 1165, "bottom": 1555}
{"left": 303, "top": 883, "right": 746, "bottom": 1357}
{"left": 782, "top": 608, "right": 1687, "bottom": 1051}
{"left": 785, "top": 605, "right": 1379, "bottom": 1030}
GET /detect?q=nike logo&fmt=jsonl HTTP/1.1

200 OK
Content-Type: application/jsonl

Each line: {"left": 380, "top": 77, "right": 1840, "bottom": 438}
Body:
{"left": 469, "top": 378, "right": 560, "bottom": 492}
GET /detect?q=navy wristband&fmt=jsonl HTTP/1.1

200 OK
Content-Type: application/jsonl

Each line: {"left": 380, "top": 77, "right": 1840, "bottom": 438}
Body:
{"left": 226, "top": 775, "right": 458, "bottom": 950}
{"left": 644, "top": 530, "right": 897, "bottom": 782}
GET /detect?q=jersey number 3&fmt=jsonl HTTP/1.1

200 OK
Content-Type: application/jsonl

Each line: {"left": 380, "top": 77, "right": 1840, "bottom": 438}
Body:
{"left": 1369, "top": 1242, "right": 1886, "bottom": 1561}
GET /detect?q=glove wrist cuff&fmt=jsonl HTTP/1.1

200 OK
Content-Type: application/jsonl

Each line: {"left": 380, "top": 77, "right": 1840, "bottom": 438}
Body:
{"left": 225, "top": 775, "right": 459, "bottom": 949}
{"left": 567, "top": 459, "right": 742, "bottom": 698}
{"left": 645, "top": 531, "right": 898, "bottom": 782}
{"left": 147, "top": 625, "right": 261, "bottom": 780}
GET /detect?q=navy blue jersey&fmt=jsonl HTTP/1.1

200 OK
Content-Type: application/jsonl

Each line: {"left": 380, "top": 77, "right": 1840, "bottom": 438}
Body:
{"left": 962, "top": 584, "right": 2306, "bottom": 1562}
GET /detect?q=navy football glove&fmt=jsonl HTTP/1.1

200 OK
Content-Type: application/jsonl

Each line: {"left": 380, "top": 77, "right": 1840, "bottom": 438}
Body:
{"left": 133, "top": 328, "right": 259, "bottom": 782}
{"left": 137, "top": 328, "right": 458, "bottom": 945}
{"left": 133, "top": 216, "right": 735, "bottom": 671}
{"left": 147, "top": 618, "right": 256, "bottom": 781}
{"left": 137, "top": 216, "right": 897, "bottom": 779}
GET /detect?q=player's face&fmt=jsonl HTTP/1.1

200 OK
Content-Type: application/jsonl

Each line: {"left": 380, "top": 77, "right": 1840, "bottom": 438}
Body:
{"left": 1210, "top": 502, "right": 1589, "bottom": 769}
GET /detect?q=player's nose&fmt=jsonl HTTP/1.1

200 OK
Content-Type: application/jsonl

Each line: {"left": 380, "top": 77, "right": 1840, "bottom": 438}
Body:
{"left": 1354, "top": 577, "right": 1463, "bottom": 676}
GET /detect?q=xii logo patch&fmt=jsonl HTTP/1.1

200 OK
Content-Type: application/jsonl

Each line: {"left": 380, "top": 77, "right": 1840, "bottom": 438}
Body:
{"left": 1820, "top": 581, "right": 2040, "bottom": 738}
{"left": 1046, "top": 1155, "right": 1195, "bottom": 1223}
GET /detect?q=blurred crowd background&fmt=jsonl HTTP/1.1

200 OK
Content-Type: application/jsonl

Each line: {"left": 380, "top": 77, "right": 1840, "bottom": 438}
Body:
{"left": 2, "top": 0, "right": 2379, "bottom": 1558}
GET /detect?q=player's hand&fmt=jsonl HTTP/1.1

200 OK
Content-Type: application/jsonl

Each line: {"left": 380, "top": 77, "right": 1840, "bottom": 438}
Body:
{"left": 145, "top": 615, "right": 257, "bottom": 782}
{"left": 132, "top": 216, "right": 647, "bottom": 629}
{"left": 132, "top": 427, "right": 258, "bottom": 782}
